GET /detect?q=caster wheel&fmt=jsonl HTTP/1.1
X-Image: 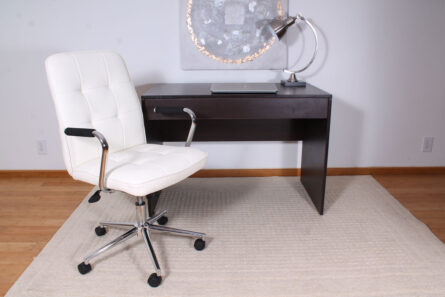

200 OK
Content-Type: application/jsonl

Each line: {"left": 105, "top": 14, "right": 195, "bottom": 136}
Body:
{"left": 147, "top": 273, "right": 162, "bottom": 287}
{"left": 88, "top": 190, "right": 101, "bottom": 203}
{"left": 95, "top": 226, "right": 106, "bottom": 236}
{"left": 194, "top": 238, "right": 206, "bottom": 251}
{"left": 78, "top": 262, "right": 92, "bottom": 275}
{"left": 157, "top": 216, "right": 168, "bottom": 226}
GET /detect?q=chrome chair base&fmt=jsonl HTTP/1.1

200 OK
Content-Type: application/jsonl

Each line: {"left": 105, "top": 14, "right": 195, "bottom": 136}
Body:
{"left": 77, "top": 196, "right": 206, "bottom": 287}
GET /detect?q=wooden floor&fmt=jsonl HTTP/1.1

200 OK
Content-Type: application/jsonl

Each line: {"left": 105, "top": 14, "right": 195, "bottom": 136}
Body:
{"left": 0, "top": 177, "right": 91, "bottom": 297}
{"left": 0, "top": 174, "right": 444, "bottom": 296}
{"left": 373, "top": 174, "right": 445, "bottom": 243}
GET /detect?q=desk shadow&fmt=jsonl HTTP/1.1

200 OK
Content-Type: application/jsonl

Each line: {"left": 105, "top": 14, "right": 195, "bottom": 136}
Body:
{"left": 280, "top": 141, "right": 299, "bottom": 170}
{"left": 279, "top": 176, "right": 320, "bottom": 214}
{"left": 323, "top": 96, "right": 364, "bottom": 213}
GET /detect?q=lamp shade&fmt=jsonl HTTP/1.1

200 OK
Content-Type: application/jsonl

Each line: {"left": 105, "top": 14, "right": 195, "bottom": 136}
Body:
{"left": 268, "top": 17, "right": 296, "bottom": 40}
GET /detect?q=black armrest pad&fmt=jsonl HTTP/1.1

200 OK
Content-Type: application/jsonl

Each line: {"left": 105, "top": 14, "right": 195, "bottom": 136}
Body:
{"left": 64, "top": 127, "right": 96, "bottom": 137}
{"left": 154, "top": 107, "right": 185, "bottom": 115}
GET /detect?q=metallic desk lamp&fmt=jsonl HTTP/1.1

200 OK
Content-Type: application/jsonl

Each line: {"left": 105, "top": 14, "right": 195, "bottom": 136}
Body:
{"left": 268, "top": 14, "right": 319, "bottom": 87}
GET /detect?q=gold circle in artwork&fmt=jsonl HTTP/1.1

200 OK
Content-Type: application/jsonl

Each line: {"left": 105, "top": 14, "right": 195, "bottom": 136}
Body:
{"left": 186, "top": 0, "right": 283, "bottom": 64}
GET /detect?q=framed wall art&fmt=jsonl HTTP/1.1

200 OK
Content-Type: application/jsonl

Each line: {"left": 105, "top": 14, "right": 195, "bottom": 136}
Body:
{"left": 180, "top": 0, "right": 289, "bottom": 70}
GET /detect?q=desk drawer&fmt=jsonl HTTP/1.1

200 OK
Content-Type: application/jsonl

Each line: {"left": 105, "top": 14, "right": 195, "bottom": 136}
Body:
{"left": 143, "top": 97, "right": 329, "bottom": 120}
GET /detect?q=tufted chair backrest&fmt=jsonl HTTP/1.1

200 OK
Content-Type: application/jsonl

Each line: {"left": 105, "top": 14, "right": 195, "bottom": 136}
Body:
{"left": 45, "top": 51, "right": 146, "bottom": 174}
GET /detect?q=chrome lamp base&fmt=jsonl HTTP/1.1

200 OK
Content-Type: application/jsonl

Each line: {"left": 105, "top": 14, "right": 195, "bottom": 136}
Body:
{"left": 77, "top": 196, "right": 206, "bottom": 288}
{"left": 281, "top": 79, "right": 306, "bottom": 87}
{"left": 281, "top": 72, "right": 307, "bottom": 87}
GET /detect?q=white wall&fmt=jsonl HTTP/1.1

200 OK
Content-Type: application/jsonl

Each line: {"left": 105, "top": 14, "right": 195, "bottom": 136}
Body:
{"left": 1, "top": 0, "right": 444, "bottom": 170}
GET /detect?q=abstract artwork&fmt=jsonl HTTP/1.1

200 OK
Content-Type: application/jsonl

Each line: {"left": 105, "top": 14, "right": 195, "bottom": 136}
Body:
{"left": 180, "top": 0, "right": 288, "bottom": 70}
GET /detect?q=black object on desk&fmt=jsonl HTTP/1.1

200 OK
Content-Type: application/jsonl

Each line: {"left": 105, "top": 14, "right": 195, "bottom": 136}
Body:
{"left": 141, "top": 83, "right": 332, "bottom": 215}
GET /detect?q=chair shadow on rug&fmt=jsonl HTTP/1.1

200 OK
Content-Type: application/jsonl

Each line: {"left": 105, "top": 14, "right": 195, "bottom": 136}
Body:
{"left": 78, "top": 178, "right": 255, "bottom": 278}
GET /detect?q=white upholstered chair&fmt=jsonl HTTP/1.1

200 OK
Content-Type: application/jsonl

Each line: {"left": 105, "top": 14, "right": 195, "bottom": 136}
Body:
{"left": 45, "top": 50, "right": 208, "bottom": 287}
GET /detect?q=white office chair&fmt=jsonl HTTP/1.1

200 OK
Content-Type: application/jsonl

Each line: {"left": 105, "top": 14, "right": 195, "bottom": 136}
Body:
{"left": 45, "top": 50, "right": 208, "bottom": 287}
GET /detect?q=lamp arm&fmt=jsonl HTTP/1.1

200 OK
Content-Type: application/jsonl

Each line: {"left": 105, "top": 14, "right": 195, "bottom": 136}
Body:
{"left": 284, "top": 14, "right": 319, "bottom": 75}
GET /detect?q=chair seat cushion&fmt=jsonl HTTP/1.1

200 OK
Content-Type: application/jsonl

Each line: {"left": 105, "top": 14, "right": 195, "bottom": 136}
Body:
{"left": 71, "top": 144, "right": 207, "bottom": 196}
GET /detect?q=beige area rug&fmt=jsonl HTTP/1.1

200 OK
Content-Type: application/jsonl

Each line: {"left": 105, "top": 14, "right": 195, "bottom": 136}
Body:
{"left": 6, "top": 176, "right": 445, "bottom": 297}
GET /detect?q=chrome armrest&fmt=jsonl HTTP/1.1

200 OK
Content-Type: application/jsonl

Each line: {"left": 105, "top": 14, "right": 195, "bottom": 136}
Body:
{"left": 182, "top": 108, "right": 197, "bottom": 147}
{"left": 153, "top": 107, "right": 197, "bottom": 147}
{"left": 64, "top": 128, "right": 110, "bottom": 192}
{"left": 91, "top": 131, "right": 110, "bottom": 192}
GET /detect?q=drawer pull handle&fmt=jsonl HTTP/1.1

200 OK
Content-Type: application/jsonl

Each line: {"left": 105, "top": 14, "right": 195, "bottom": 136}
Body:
{"left": 154, "top": 107, "right": 185, "bottom": 115}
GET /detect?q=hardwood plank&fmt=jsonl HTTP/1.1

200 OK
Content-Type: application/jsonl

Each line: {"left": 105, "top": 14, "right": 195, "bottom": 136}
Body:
{"left": 0, "top": 176, "right": 89, "bottom": 296}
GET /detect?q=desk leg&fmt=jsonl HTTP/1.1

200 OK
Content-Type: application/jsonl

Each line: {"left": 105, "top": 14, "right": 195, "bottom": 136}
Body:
{"left": 301, "top": 119, "right": 330, "bottom": 215}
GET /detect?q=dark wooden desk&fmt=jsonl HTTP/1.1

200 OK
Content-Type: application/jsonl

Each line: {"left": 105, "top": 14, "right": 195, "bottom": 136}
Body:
{"left": 141, "top": 83, "right": 332, "bottom": 215}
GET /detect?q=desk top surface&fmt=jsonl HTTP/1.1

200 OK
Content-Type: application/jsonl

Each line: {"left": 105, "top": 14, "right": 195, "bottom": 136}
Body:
{"left": 142, "top": 83, "right": 331, "bottom": 99}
